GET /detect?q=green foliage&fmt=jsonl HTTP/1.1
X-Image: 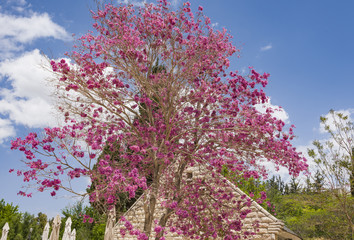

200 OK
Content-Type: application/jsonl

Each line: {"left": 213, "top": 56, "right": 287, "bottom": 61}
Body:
{"left": 263, "top": 170, "right": 352, "bottom": 239}
{"left": 307, "top": 110, "right": 354, "bottom": 239}
{"left": 289, "top": 177, "right": 302, "bottom": 194}
{"left": 221, "top": 165, "right": 353, "bottom": 239}
{"left": 313, "top": 170, "right": 325, "bottom": 193}
{"left": 275, "top": 192, "right": 354, "bottom": 240}
{"left": 221, "top": 166, "right": 275, "bottom": 212}
{"left": 265, "top": 175, "right": 286, "bottom": 199}
{"left": 0, "top": 199, "right": 22, "bottom": 239}
{"left": 0, "top": 199, "right": 49, "bottom": 240}
{"left": 0, "top": 199, "right": 19, "bottom": 222}
{"left": 91, "top": 223, "right": 106, "bottom": 239}
{"left": 310, "top": 110, "right": 354, "bottom": 197}
{"left": 59, "top": 201, "right": 106, "bottom": 240}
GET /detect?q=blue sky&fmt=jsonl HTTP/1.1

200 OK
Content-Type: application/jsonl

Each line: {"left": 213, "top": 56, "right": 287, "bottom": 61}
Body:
{"left": 0, "top": 0, "right": 353, "bottom": 218}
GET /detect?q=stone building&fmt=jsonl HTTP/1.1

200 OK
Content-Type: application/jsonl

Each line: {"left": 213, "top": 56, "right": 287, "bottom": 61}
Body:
{"left": 113, "top": 164, "right": 302, "bottom": 240}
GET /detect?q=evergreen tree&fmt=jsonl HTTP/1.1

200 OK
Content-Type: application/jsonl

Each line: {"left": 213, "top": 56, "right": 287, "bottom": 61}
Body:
{"left": 87, "top": 59, "right": 165, "bottom": 216}
{"left": 313, "top": 170, "right": 325, "bottom": 193}
{"left": 289, "top": 177, "right": 301, "bottom": 194}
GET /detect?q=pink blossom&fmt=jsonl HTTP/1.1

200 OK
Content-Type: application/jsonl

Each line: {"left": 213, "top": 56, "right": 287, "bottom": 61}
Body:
{"left": 10, "top": 1, "right": 308, "bottom": 238}
{"left": 129, "top": 145, "right": 140, "bottom": 152}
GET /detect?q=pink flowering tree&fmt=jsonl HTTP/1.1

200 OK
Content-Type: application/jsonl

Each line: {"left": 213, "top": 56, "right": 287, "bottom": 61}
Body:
{"left": 10, "top": 1, "right": 308, "bottom": 239}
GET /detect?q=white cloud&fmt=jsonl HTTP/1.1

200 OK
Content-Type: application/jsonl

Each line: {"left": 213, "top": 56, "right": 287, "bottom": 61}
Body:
{"left": 0, "top": 12, "right": 70, "bottom": 59}
{"left": 260, "top": 43, "right": 272, "bottom": 52}
{"left": 6, "top": 0, "right": 27, "bottom": 6}
{"left": 117, "top": 0, "right": 147, "bottom": 7}
{"left": 262, "top": 160, "right": 293, "bottom": 183}
{"left": 117, "top": 0, "right": 181, "bottom": 8}
{"left": 293, "top": 108, "right": 354, "bottom": 184}
{"left": 254, "top": 99, "right": 300, "bottom": 181}
{"left": 254, "top": 98, "right": 289, "bottom": 123}
{"left": 171, "top": 0, "right": 181, "bottom": 8}
{"left": 211, "top": 22, "right": 219, "bottom": 28}
{"left": 240, "top": 67, "right": 247, "bottom": 75}
{"left": 0, "top": 118, "right": 15, "bottom": 144}
{"left": 319, "top": 109, "right": 354, "bottom": 134}
{"left": 295, "top": 144, "right": 315, "bottom": 171}
{"left": 0, "top": 49, "right": 58, "bottom": 132}
{"left": 0, "top": 12, "right": 69, "bottom": 43}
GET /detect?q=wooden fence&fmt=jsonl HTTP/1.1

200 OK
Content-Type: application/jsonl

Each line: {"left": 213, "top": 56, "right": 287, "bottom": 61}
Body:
{"left": 0, "top": 207, "right": 116, "bottom": 240}
{"left": 0, "top": 215, "right": 75, "bottom": 240}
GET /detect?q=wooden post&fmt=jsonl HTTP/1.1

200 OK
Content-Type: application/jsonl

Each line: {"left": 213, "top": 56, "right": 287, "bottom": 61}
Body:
{"left": 62, "top": 217, "right": 72, "bottom": 240}
{"left": 0, "top": 223, "right": 9, "bottom": 240}
{"left": 49, "top": 215, "right": 61, "bottom": 240}
{"left": 42, "top": 222, "right": 50, "bottom": 240}
{"left": 69, "top": 229, "right": 76, "bottom": 240}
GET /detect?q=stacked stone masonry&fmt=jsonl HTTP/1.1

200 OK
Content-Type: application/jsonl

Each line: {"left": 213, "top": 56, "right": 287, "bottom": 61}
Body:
{"left": 114, "top": 164, "right": 301, "bottom": 240}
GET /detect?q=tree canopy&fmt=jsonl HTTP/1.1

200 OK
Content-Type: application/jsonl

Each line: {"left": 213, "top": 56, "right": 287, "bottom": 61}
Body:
{"left": 308, "top": 110, "right": 354, "bottom": 238}
{"left": 10, "top": 1, "right": 308, "bottom": 239}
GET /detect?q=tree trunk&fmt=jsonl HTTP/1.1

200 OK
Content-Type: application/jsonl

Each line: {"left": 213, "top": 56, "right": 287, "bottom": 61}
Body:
{"left": 143, "top": 160, "right": 161, "bottom": 239}
{"left": 351, "top": 149, "right": 354, "bottom": 197}
{"left": 143, "top": 192, "right": 157, "bottom": 238}
{"left": 350, "top": 173, "right": 354, "bottom": 197}
{"left": 155, "top": 160, "right": 187, "bottom": 240}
